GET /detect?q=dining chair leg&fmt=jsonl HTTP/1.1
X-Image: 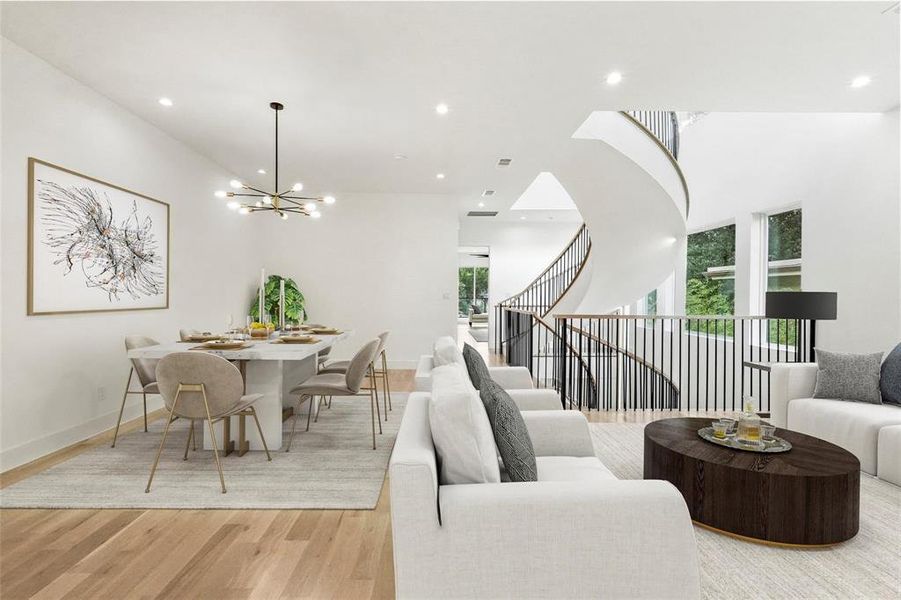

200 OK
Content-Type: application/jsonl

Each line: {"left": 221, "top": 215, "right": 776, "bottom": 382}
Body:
{"left": 192, "top": 420, "right": 197, "bottom": 451}
{"left": 370, "top": 387, "right": 377, "bottom": 450}
{"left": 306, "top": 395, "right": 314, "bottom": 431}
{"left": 382, "top": 351, "right": 393, "bottom": 412}
{"left": 145, "top": 390, "right": 180, "bottom": 493}
{"left": 142, "top": 392, "right": 148, "bottom": 432}
{"left": 249, "top": 406, "right": 272, "bottom": 461}
{"left": 314, "top": 396, "right": 323, "bottom": 423}
{"left": 286, "top": 401, "right": 300, "bottom": 452}
{"left": 200, "top": 386, "right": 227, "bottom": 494}
{"left": 111, "top": 368, "right": 134, "bottom": 448}
{"left": 369, "top": 365, "right": 383, "bottom": 434}
{"left": 183, "top": 420, "right": 194, "bottom": 461}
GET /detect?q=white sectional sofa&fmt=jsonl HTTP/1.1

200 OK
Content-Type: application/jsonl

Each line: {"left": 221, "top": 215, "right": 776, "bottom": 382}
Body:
{"left": 415, "top": 336, "right": 562, "bottom": 411}
{"left": 389, "top": 393, "right": 701, "bottom": 599}
{"left": 770, "top": 363, "right": 901, "bottom": 484}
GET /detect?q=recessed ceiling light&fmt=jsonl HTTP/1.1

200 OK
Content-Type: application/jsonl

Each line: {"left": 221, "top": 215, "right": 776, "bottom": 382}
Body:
{"left": 158, "top": 97, "right": 174, "bottom": 107}
{"left": 605, "top": 71, "right": 623, "bottom": 86}
{"left": 435, "top": 103, "right": 449, "bottom": 115}
{"left": 257, "top": 168, "right": 267, "bottom": 174}
{"left": 436, "top": 173, "right": 445, "bottom": 180}
{"left": 478, "top": 202, "right": 485, "bottom": 208}
{"left": 394, "top": 154, "right": 408, "bottom": 160}
{"left": 850, "top": 75, "right": 872, "bottom": 88}
{"left": 520, "top": 216, "right": 526, "bottom": 220}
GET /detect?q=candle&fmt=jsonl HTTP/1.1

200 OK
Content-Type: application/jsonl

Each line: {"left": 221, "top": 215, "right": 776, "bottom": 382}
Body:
{"left": 259, "top": 268, "right": 265, "bottom": 323}
{"left": 279, "top": 279, "right": 286, "bottom": 331}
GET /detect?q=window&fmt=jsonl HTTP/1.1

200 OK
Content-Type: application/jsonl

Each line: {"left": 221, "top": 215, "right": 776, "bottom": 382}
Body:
{"left": 767, "top": 208, "right": 801, "bottom": 292}
{"left": 458, "top": 267, "right": 489, "bottom": 317}
{"left": 686, "top": 223, "right": 735, "bottom": 316}
{"left": 644, "top": 289, "right": 658, "bottom": 316}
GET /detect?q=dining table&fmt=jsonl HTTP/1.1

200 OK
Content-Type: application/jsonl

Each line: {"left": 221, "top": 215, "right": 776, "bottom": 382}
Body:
{"left": 127, "top": 331, "right": 352, "bottom": 454}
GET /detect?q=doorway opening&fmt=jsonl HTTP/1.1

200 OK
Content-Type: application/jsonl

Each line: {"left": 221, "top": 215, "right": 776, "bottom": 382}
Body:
{"left": 457, "top": 246, "right": 490, "bottom": 355}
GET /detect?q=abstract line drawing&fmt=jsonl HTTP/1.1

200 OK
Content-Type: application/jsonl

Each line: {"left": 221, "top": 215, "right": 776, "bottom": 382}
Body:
{"left": 38, "top": 181, "right": 164, "bottom": 301}
{"left": 28, "top": 158, "right": 169, "bottom": 315}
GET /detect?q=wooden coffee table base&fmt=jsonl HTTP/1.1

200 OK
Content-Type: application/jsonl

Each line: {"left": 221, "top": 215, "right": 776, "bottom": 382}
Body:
{"left": 644, "top": 418, "right": 860, "bottom": 546}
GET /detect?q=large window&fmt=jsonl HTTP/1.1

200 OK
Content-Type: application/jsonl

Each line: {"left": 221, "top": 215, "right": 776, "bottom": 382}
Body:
{"left": 458, "top": 267, "right": 489, "bottom": 317}
{"left": 686, "top": 223, "right": 736, "bottom": 316}
{"left": 767, "top": 208, "right": 802, "bottom": 292}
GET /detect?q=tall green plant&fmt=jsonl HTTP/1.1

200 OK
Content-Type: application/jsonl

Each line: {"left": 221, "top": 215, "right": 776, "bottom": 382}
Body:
{"left": 249, "top": 275, "right": 306, "bottom": 323}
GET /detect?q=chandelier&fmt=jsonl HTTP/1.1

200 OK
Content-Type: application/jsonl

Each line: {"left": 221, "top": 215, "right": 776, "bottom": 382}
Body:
{"left": 215, "top": 102, "right": 335, "bottom": 220}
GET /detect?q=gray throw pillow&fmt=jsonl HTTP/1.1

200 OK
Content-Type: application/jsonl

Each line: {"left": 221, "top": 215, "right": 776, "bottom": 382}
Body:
{"left": 880, "top": 343, "right": 901, "bottom": 405}
{"left": 479, "top": 379, "right": 538, "bottom": 482}
{"left": 462, "top": 343, "right": 491, "bottom": 390}
{"left": 813, "top": 348, "right": 883, "bottom": 404}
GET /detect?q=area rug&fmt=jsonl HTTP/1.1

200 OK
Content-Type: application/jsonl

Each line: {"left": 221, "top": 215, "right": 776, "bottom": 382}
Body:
{"left": 0, "top": 395, "right": 407, "bottom": 510}
{"left": 468, "top": 326, "right": 489, "bottom": 342}
{"left": 588, "top": 423, "right": 901, "bottom": 599}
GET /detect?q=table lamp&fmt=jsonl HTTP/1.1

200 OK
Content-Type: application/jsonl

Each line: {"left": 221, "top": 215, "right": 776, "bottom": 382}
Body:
{"left": 765, "top": 291, "right": 837, "bottom": 361}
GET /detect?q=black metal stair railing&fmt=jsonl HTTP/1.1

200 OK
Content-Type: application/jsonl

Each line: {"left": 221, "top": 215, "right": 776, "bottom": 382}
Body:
{"left": 623, "top": 111, "right": 680, "bottom": 159}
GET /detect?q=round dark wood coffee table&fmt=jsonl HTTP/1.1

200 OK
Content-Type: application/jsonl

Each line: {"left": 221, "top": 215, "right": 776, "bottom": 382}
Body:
{"left": 644, "top": 417, "right": 860, "bottom": 546}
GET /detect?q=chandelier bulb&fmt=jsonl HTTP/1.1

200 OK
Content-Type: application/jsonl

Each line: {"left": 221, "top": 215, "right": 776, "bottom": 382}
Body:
{"left": 238, "top": 207, "right": 250, "bottom": 215}
{"left": 263, "top": 195, "right": 272, "bottom": 205}
{"left": 281, "top": 213, "right": 289, "bottom": 221}
{"left": 229, "top": 179, "right": 244, "bottom": 189}
{"left": 323, "top": 195, "right": 336, "bottom": 205}
{"left": 214, "top": 190, "right": 227, "bottom": 198}
{"left": 311, "top": 211, "right": 322, "bottom": 219}
{"left": 292, "top": 182, "right": 304, "bottom": 192}
{"left": 227, "top": 201, "right": 240, "bottom": 210}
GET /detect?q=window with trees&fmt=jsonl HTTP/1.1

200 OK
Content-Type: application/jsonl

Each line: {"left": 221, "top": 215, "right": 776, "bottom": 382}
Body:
{"left": 686, "top": 223, "right": 735, "bottom": 316}
{"left": 458, "top": 267, "right": 489, "bottom": 317}
{"left": 767, "top": 208, "right": 802, "bottom": 292}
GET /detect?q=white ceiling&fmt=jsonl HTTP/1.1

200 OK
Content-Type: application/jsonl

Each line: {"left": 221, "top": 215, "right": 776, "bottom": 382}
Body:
{"left": 2, "top": 1, "right": 897, "bottom": 222}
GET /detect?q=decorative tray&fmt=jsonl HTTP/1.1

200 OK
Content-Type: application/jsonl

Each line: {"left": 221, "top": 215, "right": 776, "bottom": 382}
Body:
{"left": 697, "top": 427, "right": 792, "bottom": 454}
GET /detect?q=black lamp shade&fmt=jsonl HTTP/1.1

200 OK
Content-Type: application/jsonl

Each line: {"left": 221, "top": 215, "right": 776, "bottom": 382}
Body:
{"left": 765, "top": 292, "right": 837, "bottom": 320}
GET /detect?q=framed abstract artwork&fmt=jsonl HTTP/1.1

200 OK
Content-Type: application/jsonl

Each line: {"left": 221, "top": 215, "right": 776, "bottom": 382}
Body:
{"left": 27, "top": 158, "right": 170, "bottom": 315}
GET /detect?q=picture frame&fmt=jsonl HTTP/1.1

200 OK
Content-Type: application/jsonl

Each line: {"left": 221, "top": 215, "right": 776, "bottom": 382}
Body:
{"left": 27, "top": 158, "right": 170, "bottom": 315}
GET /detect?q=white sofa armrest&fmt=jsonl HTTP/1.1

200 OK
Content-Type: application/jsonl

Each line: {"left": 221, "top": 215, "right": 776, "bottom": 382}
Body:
{"left": 505, "top": 388, "right": 562, "bottom": 411}
{"left": 414, "top": 355, "right": 435, "bottom": 392}
{"left": 431, "top": 480, "right": 700, "bottom": 600}
{"left": 522, "top": 410, "right": 594, "bottom": 457}
{"left": 487, "top": 366, "right": 534, "bottom": 390}
{"left": 769, "top": 363, "right": 818, "bottom": 428}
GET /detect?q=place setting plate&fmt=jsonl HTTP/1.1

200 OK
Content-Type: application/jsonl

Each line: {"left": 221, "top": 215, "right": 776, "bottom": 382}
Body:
{"left": 273, "top": 335, "right": 320, "bottom": 344}
{"left": 194, "top": 340, "right": 249, "bottom": 351}
{"left": 309, "top": 327, "right": 341, "bottom": 335}
{"left": 185, "top": 333, "right": 222, "bottom": 342}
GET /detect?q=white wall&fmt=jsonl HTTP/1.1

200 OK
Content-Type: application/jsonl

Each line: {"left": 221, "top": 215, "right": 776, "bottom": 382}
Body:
{"left": 680, "top": 111, "right": 901, "bottom": 354}
{"left": 260, "top": 194, "right": 459, "bottom": 368}
{"left": 0, "top": 39, "right": 263, "bottom": 469}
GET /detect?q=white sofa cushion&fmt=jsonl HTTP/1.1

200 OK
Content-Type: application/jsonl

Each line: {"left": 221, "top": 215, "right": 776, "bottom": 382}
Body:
{"left": 787, "top": 397, "right": 901, "bottom": 474}
{"left": 428, "top": 364, "right": 500, "bottom": 485}
{"left": 536, "top": 456, "right": 618, "bottom": 482}
{"left": 877, "top": 425, "right": 901, "bottom": 486}
{"left": 433, "top": 336, "right": 465, "bottom": 367}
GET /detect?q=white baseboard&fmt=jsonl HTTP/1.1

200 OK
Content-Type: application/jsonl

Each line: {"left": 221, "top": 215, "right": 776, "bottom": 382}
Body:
{"left": 0, "top": 397, "right": 164, "bottom": 473}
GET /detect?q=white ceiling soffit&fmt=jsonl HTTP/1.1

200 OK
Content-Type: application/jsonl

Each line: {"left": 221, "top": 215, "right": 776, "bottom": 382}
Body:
{"left": 1, "top": 1, "right": 897, "bottom": 221}
{"left": 510, "top": 172, "right": 578, "bottom": 211}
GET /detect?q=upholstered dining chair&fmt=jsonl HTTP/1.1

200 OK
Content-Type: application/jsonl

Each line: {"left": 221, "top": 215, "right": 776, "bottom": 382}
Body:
{"left": 179, "top": 329, "right": 199, "bottom": 342}
{"left": 286, "top": 338, "right": 382, "bottom": 451}
{"left": 112, "top": 336, "right": 160, "bottom": 447}
{"left": 320, "top": 331, "right": 392, "bottom": 420}
{"left": 146, "top": 352, "right": 272, "bottom": 494}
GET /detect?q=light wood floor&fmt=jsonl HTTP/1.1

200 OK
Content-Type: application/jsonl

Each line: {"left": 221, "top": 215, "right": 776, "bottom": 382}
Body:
{"left": 1, "top": 363, "right": 726, "bottom": 599}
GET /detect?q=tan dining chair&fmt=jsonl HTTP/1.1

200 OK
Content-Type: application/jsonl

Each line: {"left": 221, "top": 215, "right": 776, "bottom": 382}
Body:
{"left": 286, "top": 338, "right": 381, "bottom": 452}
{"left": 179, "top": 329, "right": 200, "bottom": 342}
{"left": 146, "top": 352, "right": 272, "bottom": 494}
{"left": 320, "top": 331, "right": 392, "bottom": 420}
{"left": 112, "top": 336, "right": 160, "bottom": 447}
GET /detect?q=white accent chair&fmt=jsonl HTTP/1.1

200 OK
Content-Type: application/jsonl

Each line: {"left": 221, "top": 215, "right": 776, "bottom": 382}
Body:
{"left": 415, "top": 336, "right": 562, "bottom": 410}
{"left": 389, "top": 393, "right": 702, "bottom": 599}
{"left": 769, "top": 363, "right": 901, "bottom": 480}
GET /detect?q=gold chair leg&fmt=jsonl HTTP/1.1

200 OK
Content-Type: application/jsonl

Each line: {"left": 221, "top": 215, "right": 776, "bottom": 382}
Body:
{"left": 143, "top": 392, "right": 148, "bottom": 432}
{"left": 370, "top": 365, "right": 383, "bottom": 435}
{"left": 286, "top": 402, "right": 300, "bottom": 452}
{"left": 314, "top": 396, "right": 322, "bottom": 423}
{"left": 183, "top": 420, "right": 193, "bottom": 461}
{"left": 370, "top": 386, "right": 377, "bottom": 450}
{"left": 145, "top": 391, "right": 179, "bottom": 493}
{"left": 249, "top": 406, "right": 272, "bottom": 461}
{"left": 306, "top": 395, "right": 314, "bottom": 431}
{"left": 112, "top": 368, "right": 134, "bottom": 448}
{"left": 200, "top": 387, "right": 227, "bottom": 494}
{"left": 382, "top": 351, "right": 393, "bottom": 412}
{"left": 192, "top": 420, "right": 197, "bottom": 451}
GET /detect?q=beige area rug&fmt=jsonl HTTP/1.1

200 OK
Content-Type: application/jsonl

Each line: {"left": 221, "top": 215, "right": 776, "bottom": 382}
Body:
{"left": 588, "top": 423, "right": 901, "bottom": 600}
{"left": 0, "top": 395, "right": 406, "bottom": 510}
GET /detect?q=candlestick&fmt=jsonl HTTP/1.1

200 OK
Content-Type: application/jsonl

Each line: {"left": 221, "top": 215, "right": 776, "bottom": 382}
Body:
{"left": 279, "top": 279, "right": 286, "bottom": 331}
{"left": 259, "top": 268, "right": 265, "bottom": 323}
